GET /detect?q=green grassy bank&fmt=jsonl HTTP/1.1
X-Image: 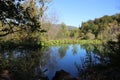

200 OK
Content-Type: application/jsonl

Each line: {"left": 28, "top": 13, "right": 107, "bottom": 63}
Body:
{"left": 0, "top": 39, "right": 104, "bottom": 49}
{"left": 40, "top": 40, "right": 103, "bottom": 46}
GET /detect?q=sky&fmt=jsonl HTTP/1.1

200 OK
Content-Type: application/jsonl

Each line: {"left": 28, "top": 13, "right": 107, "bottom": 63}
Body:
{"left": 48, "top": 0, "right": 120, "bottom": 27}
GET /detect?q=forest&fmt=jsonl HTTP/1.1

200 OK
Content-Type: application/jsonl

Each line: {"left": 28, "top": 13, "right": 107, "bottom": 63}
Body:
{"left": 0, "top": 0, "right": 120, "bottom": 80}
{"left": 0, "top": 0, "right": 120, "bottom": 47}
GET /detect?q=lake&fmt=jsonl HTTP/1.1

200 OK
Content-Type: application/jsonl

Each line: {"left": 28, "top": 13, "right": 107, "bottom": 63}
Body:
{"left": 0, "top": 44, "right": 107, "bottom": 80}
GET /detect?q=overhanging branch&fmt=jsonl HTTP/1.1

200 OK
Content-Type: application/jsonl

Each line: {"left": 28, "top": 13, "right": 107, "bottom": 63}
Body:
{"left": 0, "top": 29, "right": 22, "bottom": 37}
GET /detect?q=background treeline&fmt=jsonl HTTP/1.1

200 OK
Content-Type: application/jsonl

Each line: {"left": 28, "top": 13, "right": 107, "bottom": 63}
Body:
{"left": 1, "top": 13, "right": 120, "bottom": 43}
{"left": 0, "top": 0, "right": 120, "bottom": 45}
{"left": 80, "top": 14, "right": 120, "bottom": 40}
{"left": 43, "top": 13, "right": 120, "bottom": 41}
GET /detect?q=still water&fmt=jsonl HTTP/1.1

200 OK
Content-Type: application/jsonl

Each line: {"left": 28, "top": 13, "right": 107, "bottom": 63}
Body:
{"left": 0, "top": 44, "right": 105, "bottom": 80}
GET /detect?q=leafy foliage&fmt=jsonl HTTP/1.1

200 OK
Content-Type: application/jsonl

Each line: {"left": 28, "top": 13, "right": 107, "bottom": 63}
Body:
{"left": 0, "top": 0, "right": 52, "bottom": 44}
{"left": 80, "top": 14, "right": 120, "bottom": 40}
{"left": 106, "top": 34, "right": 120, "bottom": 67}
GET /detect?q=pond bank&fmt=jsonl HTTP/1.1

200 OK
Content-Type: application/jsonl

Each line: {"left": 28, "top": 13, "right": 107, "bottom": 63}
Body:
{"left": 40, "top": 40, "right": 103, "bottom": 46}
{"left": 79, "top": 64, "right": 120, "bottom": 80}
{"left": 0, "top": 40, "right": 103, "bottom": 49}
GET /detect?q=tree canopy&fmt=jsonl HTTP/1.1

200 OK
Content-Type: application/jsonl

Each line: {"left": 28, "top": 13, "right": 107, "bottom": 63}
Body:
{"left": 80, "top": 14, "right": 120, "bottom": 40}
{"left": 0, "top": 0, "right": 52, "bottom": 37}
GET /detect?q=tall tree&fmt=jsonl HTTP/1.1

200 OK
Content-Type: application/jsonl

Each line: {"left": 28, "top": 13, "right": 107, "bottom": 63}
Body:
{"left": 0, "top": 0, "right": 52, "bottom": 38}
{"left": 57, "top": 23, "right": 70, "bottom": 39}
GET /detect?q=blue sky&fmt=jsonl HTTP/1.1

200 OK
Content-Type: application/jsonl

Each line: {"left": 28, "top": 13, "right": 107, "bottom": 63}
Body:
{"left": 49, "top": 0, "right": 120, "bottom": 27}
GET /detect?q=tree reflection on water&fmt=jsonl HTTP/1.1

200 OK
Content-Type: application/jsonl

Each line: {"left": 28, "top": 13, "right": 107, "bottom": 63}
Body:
{"left": 78, "top": 35, "right": 120, "bottom": 80}
{"left": 0, "top": 35, "right": 120, "bottom": 80}
{"left": 0, "top": 47, "right": 50, "bottom": 80}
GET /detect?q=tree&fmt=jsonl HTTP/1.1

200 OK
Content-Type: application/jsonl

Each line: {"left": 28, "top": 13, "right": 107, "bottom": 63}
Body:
{"left": 0, "top": 0, "right": 52, "bottom": 38}
{"left": 70, "top": 28, "right": 80, "bottom": 39}
{"left": 0, "top": 0, "right": 25, "bottom": 37}
{"left": 85, "top": 30, "right": 95, "bottom": 40}
{"left": 57, "top": 23, "right": 69, "bottom": 39}
{"left": 81, "top": 13, "right": 120, "bottom": 40}
{"left": 107, "top": 34, "right": 120, "bottom": 67}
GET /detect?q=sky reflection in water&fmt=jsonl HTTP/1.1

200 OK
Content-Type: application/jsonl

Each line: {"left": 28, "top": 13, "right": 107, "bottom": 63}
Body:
{"left": 43, "top": 44, "right": 100, "bottom": 80}
{"left": 0, "top": 44, "right": 102, "bottom": 80}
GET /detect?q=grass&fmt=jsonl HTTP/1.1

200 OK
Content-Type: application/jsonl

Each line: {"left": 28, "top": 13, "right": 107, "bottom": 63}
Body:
{"left": 0, "top": 39, "right": 104, "bottom": 49}
{"left": 40, "top": 39, "right": 103, "bottom": 46}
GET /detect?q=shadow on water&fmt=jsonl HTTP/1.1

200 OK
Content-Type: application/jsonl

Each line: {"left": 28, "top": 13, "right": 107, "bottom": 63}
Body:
{"left": 0, "top": 36, "right": 120, "bottom": 80}
{"left": 75, "top": 44, "right": 106, "bottom": 73}
{"left": 0, "top": 44, "right": 71, "bottom": 80}
{"left": 0, "top": 47, "right": 50, "bottom": 80}
{"left": 76, "top": 35, "right": 120, "bottom": 80}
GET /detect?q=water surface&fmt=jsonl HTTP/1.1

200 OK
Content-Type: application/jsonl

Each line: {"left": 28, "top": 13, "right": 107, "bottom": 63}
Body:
{"left": 0, "top": 44, "right": 104, "bottom": 80}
